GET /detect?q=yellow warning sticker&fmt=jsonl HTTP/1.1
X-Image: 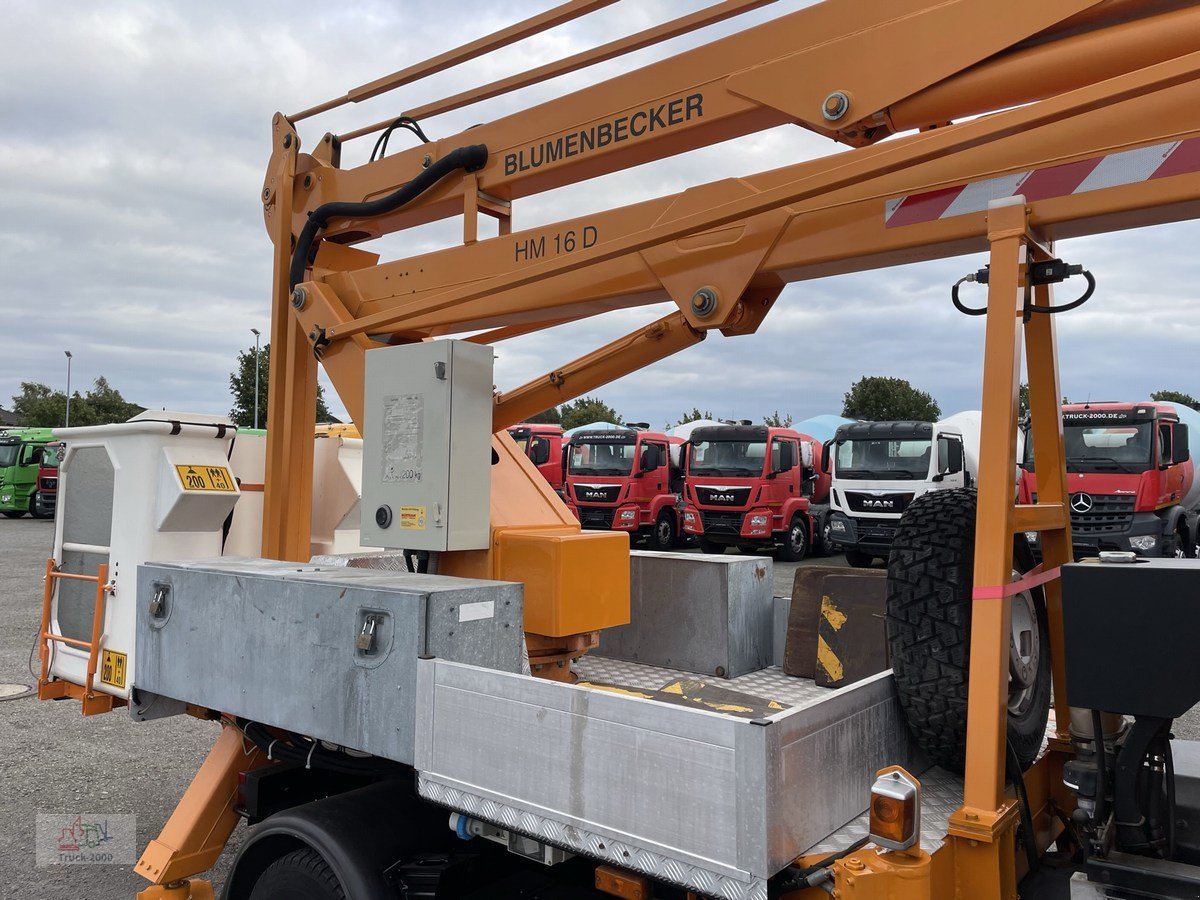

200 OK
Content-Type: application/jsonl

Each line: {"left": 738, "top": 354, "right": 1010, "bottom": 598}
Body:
{"left": 399, "top": 506, "right": 426, "bottom": 530}
{"left": 100, "top": 650, "right": 127, "bottom": 689}
{"left": 175, "top": 465, "right": 236, "bottom": 492}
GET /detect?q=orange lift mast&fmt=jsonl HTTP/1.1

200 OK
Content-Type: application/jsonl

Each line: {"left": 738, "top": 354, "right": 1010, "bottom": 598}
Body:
{"left": 137, "top": 1, "right": 1200, "bottom": 897}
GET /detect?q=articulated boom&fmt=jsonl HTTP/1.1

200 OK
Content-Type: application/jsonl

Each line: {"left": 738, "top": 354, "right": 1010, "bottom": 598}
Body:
{"left": 222, "top": 1, "right": 1200, "bottom": 897}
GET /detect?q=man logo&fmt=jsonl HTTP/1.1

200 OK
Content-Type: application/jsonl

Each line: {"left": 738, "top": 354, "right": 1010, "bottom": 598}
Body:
{"left": 710, "top": 493, "right": 736, "bottom": 503}
{"left": 584, "top": 491, "right": 608, "bottom": 500}
{"left": 862, "top": 499, "right": 895, "bottom": 509}
{"left": 1070, "top": 493, "right": 1094, "bottom": 513}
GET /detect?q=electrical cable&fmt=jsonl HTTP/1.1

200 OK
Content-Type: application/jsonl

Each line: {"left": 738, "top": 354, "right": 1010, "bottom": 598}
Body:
{"left": 289, "top": 143, "right": 487, "bottom": 292}
{"left": 239, "top": 719, "right": 403, "bottom": 777}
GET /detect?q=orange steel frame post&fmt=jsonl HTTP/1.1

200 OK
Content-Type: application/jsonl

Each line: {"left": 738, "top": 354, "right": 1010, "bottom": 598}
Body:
{"left": 136, "top": 1, "right": 1200, "bottom": 895}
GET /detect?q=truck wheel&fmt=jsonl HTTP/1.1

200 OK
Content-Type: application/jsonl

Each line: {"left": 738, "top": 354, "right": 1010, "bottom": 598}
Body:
{"left": 886, "top": 488, "right": 1050, "bottom": 773}
{"left": 775, "top": 515, "right": 808, "bottom": 562}
{"left": 819, "top": 514, "right": 834, "bottom": 557}
{"left": 650, "top": 512, "right": 676, "bottom": 551}
{"left": 2, "top": 510, "right": 25, "bottom": 519}
{"left": 249, "top": 847, "right": 345, "bottom": 900}
{"left": 844, "top": 549, "right": 875, "bottom": 568}
{"left": 698, "top": 537, "right": 727, "bottom": 555}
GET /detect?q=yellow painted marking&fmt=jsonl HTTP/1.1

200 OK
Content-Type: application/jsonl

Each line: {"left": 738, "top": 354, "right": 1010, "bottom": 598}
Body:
{"left": 175, "top": 464, "right": 236, "bottom": 492}
{"left": 660, "top": 682, "right": 684, "bottom": 695}
{"left": 399, "top": 506, "right": 426, "bottom": 529}
{"left": 100, "top": 649, "right": 127, "bottom": 689}
{"left": 821, "top": 595, "right": 847, "bottom": 631}
{"left": 577, "top": 682, "right": 653, "bottom": 699}
{"left": 817, "top": 635, "right": 844, "bottom": 682}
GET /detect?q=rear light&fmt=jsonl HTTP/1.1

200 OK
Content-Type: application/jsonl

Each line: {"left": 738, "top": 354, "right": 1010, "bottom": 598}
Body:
{"left": 869, "top": 767, "right": 920, "bottom": 851}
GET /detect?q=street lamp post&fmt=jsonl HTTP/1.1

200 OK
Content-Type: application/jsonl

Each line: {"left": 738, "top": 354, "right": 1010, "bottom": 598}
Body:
{"left": 251, "top": 328, "right": 261, "bottom": 430}
{"left": 64, "top": 351, "right": 73, "bottom": 428}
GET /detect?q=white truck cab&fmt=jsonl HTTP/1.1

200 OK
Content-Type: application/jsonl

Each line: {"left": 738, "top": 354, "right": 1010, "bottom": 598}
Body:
{"left": 824, "top": 412, "right": 981, "bottom": 567}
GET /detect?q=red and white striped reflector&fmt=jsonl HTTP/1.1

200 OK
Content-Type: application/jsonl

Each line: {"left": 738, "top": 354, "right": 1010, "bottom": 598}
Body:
{"left": 885, "top": 138, "right": 1200, "bottom": 228}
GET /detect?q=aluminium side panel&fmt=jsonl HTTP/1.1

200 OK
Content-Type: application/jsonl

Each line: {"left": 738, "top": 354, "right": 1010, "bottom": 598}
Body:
{"left": 134, "top": 560, "right": 522, "bottom": 764}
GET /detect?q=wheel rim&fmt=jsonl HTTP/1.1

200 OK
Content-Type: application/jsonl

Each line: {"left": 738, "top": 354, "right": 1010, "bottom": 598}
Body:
{"left": 790, "top": 522, "right": 805, "bottom": 554}
{"left": 822, "top": 520, "right": 832, "bottom": 549}
{"left": 657, "top": 518, "right": 672, "bottom": 546}
{"left": 1007, "top": 579, "right": 1041, "bottom": 717}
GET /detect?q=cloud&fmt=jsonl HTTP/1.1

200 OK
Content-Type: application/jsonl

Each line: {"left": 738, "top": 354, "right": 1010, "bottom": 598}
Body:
{"left": 3, "top": 1, "right": 1198, "bottom": 430}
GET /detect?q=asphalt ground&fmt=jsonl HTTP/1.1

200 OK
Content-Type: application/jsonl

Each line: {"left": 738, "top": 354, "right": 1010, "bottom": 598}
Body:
{"left": 2, "top": 515, "right": 1194, "bottom": 898}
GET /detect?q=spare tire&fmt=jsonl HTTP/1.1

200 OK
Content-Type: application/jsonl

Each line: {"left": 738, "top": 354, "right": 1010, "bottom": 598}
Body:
{"left": 886, "top": 488, "right": 1050, "bottom": 773}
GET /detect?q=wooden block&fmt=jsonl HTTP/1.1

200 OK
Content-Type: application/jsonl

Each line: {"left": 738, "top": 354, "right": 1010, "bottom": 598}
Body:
{"left": 784, "top": 566, "right": 848, "bottom": 677}
{"left": 814, "top": 571, "right": 889, "bottom": 687}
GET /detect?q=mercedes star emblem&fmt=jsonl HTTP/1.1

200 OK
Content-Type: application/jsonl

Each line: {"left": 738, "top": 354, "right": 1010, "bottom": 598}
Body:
{"left": 1070, "top": 492, "right": 1094, "bottom": 513}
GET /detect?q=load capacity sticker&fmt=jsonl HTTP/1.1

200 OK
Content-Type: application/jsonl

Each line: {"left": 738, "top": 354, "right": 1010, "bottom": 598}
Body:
{"left": 399, "top": 506, "right": 426, "bottom": 530}
{"left": 175, "top": 465, "right": 236, "bottom": 492}
{"left": 100, "top": 649, "right": 127, "bottom": 689}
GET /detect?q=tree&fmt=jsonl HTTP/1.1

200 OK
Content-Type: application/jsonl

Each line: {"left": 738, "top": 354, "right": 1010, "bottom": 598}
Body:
{"left": 229, "top": 343, "right": 331, "bottom": 428}
{"left": 672, "top": 407, "right": 713, "bottom": 428}
{"left": 559, "top": 396, "right": 622, "bottom": 431}
{"left": 524, "top": 407, "right": 562, "bottom": 425}
{"left": 1019, "top": 383, "right": 1030, "bottom": 418}
{"left": 11, "top": 378, "right": 142, "bottom": 428}
{"left": 763, "top": 410, "right": 793, "bottom": 428}
{"left": 1152, "top": 389, "right": 1200, "bottom": 410}
{"left": 842, "top": 376, "right": 940, "bottom": 422}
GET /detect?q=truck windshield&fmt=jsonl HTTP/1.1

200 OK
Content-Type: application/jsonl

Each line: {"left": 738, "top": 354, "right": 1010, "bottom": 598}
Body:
{"left": 569, "top": 439, "right": 636, "bottom": 475}
{"left": 1025, "top": 421, "right": 1154, "bottom": 473}
{"left": 689, "top": 440, "right": 766, "bottom": 477}
{"left": 835, "top": 439, "right": 931, "bottom": 480}
{"left": 0, "top": 444, "right": 18, "bottom": 468}
{"left": 43, "top": 446, "right": 62, "bottom": 468}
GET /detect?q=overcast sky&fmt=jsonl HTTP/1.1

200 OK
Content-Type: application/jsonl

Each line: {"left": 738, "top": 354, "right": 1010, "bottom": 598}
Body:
{"left": 4, "top": 1, "right": 1199, "bottom": 430}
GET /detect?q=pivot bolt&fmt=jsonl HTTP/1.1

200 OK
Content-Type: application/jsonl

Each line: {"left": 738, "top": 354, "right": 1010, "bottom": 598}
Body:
{"left": 822, "top": 91, "right": 850, "bottom": 121}
{"left": 291, "top": 287, "right": 307, "bottom": 309}
{"left": 691, "top": 286, "right": 719, "bottom": 318}
{"left": 422, "top": 154, "right": 432, "bottom": 168}
{"left": 282, "top": 133, "right": 293, "bottom": 149}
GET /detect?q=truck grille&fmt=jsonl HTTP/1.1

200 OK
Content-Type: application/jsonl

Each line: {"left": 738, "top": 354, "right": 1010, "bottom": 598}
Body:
{"left": 579, "top": 506, "right": 615, "bottom": 529}
{"left": 1070, "top": 494, "right": 1135, "bottom": 535}
{"left": 701, "top": 511, "right": 744, "bottom": 535}
{"left": 843, "top": 491, "right": 914, "bottom": 515}
{"left": 857, "top": 520, "right": 899, "bottom": 543}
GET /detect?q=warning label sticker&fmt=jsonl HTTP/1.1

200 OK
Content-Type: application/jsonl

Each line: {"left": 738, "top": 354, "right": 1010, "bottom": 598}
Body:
{"left": 382, "top": 394, "right": 423, "bottom": 483}
{"left": 100, "top": 650, "right": 127, "bottom": 689}
{"left": 175, "top": 465, "right": 236, "bottom": 492}
{"left": 399, "top": 506, "right": 426, "bottom": 530}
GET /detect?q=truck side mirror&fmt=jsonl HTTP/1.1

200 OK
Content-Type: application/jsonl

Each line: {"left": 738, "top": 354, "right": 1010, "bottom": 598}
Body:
{"left": 774, "top": 441, "right": 795, "bottom": 473}
{"left": 934, "top": 437, "right": 963, "bottom": 481}
{"left": 820, "top": 443, "right": 831, "bottom": 474}
{"left": 640, "top": 445, "right": 661, "bottom": 473}
{"left": 1174, "top": 424, "right": 1190, "bottom": 465}
{"left": 531, "top": 438, "right": 550, "bottom": 466}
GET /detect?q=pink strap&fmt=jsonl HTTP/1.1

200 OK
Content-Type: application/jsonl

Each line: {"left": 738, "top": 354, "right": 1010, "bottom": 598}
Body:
{"left": 972, "top": 563, "right": 1061, "bottom": 600}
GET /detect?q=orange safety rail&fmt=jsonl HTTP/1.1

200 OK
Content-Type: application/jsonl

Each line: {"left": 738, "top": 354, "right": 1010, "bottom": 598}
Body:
{"left": 37, "top": 557, "right": 123, "bottom": 716}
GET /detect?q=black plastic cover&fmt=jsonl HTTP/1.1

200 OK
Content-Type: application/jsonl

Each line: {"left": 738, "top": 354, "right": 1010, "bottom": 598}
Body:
{"left": 1061, "top": 559, "right": 1200, "bottom": 718}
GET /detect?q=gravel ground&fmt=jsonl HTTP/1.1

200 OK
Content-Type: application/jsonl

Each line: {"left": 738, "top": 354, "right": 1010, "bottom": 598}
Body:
{"left": 0, "top": 518, "right": 241, "bottom": 900}
{"left": 3, "top": 516, "right": 1189, "bottom": 898}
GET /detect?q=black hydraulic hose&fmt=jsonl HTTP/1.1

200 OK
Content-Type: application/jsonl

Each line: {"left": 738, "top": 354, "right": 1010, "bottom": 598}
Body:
{"left": 288, "top": 143, "right": 488, "bottom": 291}
{"left": 1006, "top": 740, "right": 1040, "bottom": 877}
{"left": 1166, "top": 738, "right": 1177, "bottom": 859}
{"left": 775, "top": 836, "right": 869, "bottom": 893}
{"left": 1027, "top": 270, "right": 1096, "bottom": 315}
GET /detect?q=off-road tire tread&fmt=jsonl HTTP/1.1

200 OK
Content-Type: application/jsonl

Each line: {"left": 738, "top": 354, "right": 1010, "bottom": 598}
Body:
{"left": 886, "top": 488, "right": 1049, "bottom": 773}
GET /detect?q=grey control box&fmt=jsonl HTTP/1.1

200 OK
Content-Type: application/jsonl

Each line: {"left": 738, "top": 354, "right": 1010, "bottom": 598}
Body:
{"left": 361, "top": 340, "right": 493, "bottom": 551}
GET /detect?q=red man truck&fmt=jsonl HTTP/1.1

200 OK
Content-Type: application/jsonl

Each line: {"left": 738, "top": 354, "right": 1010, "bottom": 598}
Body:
{"left": 506, "top": 423, "right": 565, "bottom": 493}
{"left": 1019, "top": 401, "right": 1200, "bottom": 558}
{"left": 682, "top": 423, "right": 831, "bottom": 560}
{"left": 563, "top": 425, "right": 683, "bottom": 550}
